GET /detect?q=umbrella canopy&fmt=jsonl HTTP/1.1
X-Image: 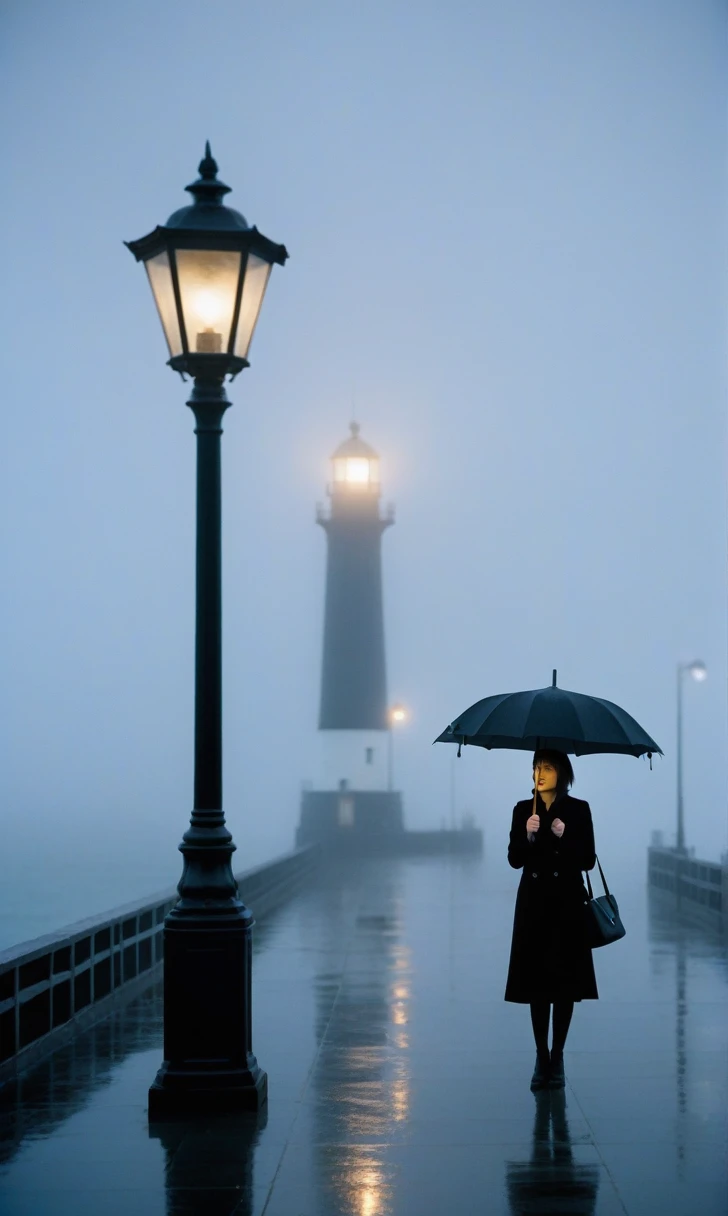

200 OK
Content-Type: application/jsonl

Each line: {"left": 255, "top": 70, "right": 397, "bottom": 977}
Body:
{"left": 435, "top": 671, "right": 662, "bottom": 759}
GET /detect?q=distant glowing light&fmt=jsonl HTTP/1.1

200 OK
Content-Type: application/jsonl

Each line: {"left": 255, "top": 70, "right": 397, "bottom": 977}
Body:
{"left": 390, "top": 704, "right": 408, "bottom": 724}
{"left": 345, "top": 457, "right": 370, "bottom": 483}
{"left": 332, "top": 446, "right": 380, "bottom": 492}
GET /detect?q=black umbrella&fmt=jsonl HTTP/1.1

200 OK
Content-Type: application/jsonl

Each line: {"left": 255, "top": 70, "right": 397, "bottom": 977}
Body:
{"left": 435, "top": 670, "right": 662, "bottom": 763}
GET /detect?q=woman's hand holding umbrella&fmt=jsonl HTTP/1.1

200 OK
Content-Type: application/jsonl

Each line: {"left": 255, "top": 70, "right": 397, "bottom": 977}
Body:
{"left": 526, "top": 811, "right": 564, "bottom": 838}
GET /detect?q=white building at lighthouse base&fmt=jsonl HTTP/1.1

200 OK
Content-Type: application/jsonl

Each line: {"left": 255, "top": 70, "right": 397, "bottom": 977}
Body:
{"left": 316, "top": 729, "right": 390, "bottom": 792}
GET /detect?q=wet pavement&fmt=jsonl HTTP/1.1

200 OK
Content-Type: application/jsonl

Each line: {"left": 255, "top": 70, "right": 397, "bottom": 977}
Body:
{"left": 0, "top": 850, "right": 726, "bottom": 1215}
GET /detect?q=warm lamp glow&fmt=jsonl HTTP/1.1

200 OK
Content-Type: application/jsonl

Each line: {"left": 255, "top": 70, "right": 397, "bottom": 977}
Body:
{"left": 329, "top": 423, "right": 381, "bottom": 496}
{"left": 194, "top": 289, "right": 225, "bottom": 327}
{"left": 346, "top": 457, "right": 371, "bottom": 483}
{"left": 333, "top": 455, "right": 380, "bottom": 488}
{"left": 390, "top": 704, "right": 408, "bottom": 725}
{"left": 176, "top": 247, "right": 240, "bottom": 355}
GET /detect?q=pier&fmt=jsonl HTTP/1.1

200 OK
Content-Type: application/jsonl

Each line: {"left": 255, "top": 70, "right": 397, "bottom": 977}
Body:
{"left": 1, "top": 848, "right": 725, "bottom": 1214}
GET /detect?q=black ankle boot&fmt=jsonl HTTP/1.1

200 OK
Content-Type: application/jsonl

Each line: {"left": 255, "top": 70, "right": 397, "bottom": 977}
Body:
{"left": 549, "top": 1050, "right": 565, "bottom": 1088}
{"left": 530, "top": 1052, "right": 550, "bottom": 1090}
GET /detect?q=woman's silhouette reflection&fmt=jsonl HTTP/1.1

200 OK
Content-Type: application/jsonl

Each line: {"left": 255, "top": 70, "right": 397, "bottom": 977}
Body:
{"left": 506, "top": 1090, "right": 600, "bottom": 1216}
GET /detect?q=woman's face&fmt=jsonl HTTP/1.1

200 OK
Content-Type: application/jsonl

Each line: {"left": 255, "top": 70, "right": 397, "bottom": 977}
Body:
{"left": 533, "top": 760, "right": 558, "bottom": 794}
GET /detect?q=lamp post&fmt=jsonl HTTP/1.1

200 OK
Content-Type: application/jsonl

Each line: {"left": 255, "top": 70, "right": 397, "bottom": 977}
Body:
{"left": 450, "top": 754, "right": 457, "bottom": 831}
{"left": 676, "top": 660, "right": 707, "bottom": 853}
{"left": 387, "top": 704, "right": 407, "bottom": 792}
{"left": 125, "top": 144, "right": 287, "bottom": 1117}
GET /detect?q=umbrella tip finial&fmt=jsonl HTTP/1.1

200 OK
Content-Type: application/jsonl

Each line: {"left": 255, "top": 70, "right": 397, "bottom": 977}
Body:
{"left": 552, "top": 669, "right": 557, "bottom": 687}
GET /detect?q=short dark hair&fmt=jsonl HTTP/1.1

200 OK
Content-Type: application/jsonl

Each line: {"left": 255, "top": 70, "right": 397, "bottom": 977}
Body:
{"left": 532, "top": 748, "right": 574, "bottom": 793}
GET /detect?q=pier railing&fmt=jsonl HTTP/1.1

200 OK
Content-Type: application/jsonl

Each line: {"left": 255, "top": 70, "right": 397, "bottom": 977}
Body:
{"left": 0, "top": 845, "right": 319, "bottom": 1084}
{"left": 647, "top": 843, "right": 727, "bottom": 932}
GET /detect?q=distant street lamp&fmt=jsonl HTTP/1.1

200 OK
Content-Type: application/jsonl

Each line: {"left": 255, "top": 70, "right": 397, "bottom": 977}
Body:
{"left": 450, "top": 754, "right": 457, "bottom": 831}
{"left": 676, "top": 660, "right": 707, "bottom": 853}
{"left": 387, "top": 703, "right": 408, "bottom": 792}
{"left": 125, "top": 144, "right": 287, "bottom": 1118}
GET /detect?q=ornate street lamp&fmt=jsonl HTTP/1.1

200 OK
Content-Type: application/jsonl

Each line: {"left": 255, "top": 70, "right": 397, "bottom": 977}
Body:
{"left": 125, "top": 144, "right": 288, "bottom": 1117}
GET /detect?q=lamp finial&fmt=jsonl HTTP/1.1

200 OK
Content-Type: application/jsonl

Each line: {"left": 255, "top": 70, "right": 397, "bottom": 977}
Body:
{"left": 199, "top": 141, "right": 218, "bottom": 179}
{"left": 185, "top": 143, "right": 231, "bottom": 205}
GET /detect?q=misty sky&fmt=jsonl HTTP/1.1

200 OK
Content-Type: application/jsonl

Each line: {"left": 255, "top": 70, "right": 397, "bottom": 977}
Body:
{"left": 2, "top": 0, "right": 727, "bottom": 944}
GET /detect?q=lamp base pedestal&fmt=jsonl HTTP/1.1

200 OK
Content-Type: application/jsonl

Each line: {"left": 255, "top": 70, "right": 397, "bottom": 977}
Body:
{"left": 148, "top": 898, "right": 266, "bottom": 1121}
{"left": 148, "top": 1061, "right": 267, "bottom": 1119}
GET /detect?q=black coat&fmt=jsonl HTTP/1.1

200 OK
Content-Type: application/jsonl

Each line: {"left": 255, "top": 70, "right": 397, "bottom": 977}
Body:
{"left": 504, "top": 790, "right": 599, "bottom": 1003}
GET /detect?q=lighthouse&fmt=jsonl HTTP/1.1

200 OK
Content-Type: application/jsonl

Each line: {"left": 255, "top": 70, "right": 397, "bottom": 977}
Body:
{"left": 296, "top": 423, "right": 404, "bottom": 848}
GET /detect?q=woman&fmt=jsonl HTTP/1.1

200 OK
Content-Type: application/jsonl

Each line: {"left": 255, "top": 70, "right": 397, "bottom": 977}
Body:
{"left": 505, "top": 748, "right": 598, "bottom": 1090}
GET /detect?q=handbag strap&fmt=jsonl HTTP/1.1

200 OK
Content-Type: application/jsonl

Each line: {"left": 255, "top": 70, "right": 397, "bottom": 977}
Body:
{"left": 595, "top": 854, "right": 611, "bottom": 897}
{"left": 584, "top": 854, "right": 611, "bottom": 899}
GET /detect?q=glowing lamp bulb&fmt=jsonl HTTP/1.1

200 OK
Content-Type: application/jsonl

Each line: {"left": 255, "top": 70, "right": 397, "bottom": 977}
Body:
{"left": 195, "top": 289, "right": 224, "bottom": 326}
{"left": 193, "top": 289, "right": 225, "bottom": 353}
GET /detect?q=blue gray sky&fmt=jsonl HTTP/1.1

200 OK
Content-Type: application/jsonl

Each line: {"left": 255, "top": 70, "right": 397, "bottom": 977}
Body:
{"left": 2, "top": 0, "right": 727, "bottom": 943}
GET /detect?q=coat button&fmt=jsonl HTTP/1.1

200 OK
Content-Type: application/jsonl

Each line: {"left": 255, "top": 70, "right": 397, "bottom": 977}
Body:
{"left": 531, "top": 872, "right": 537, "bottom": 878}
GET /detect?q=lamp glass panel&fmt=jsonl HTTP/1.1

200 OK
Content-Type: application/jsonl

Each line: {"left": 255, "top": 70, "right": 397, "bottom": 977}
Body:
{"left": 145, "top": 251, "right": 183, "bottom": 357}
{"left": 234, "top": 254, "right": 272, "bottom": 359}
{"left": 175, "top": 249, "right": 241, "bottom": 354}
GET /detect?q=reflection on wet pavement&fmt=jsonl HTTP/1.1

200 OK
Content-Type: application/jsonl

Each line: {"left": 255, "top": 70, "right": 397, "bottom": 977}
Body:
{"left": 505, "top": 1090, "right": 601, "bottom": 1215}
{"left": 0, "top": 852, "right": 726, "bottom": 1214}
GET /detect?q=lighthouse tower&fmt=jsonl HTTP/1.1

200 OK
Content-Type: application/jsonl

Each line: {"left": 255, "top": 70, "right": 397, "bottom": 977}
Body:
{"left": 296, "top": 423, "right": 404, "bottom": 848}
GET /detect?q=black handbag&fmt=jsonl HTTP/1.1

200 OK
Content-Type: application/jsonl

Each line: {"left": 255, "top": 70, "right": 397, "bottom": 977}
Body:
{"left": 583, "top": 855, "right": 626, "bottom": 948}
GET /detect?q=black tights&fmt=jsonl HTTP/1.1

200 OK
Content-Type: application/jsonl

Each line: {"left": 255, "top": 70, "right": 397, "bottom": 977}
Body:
{"left": 529, "top": 1000, "right": 574, "bottom": 1057}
